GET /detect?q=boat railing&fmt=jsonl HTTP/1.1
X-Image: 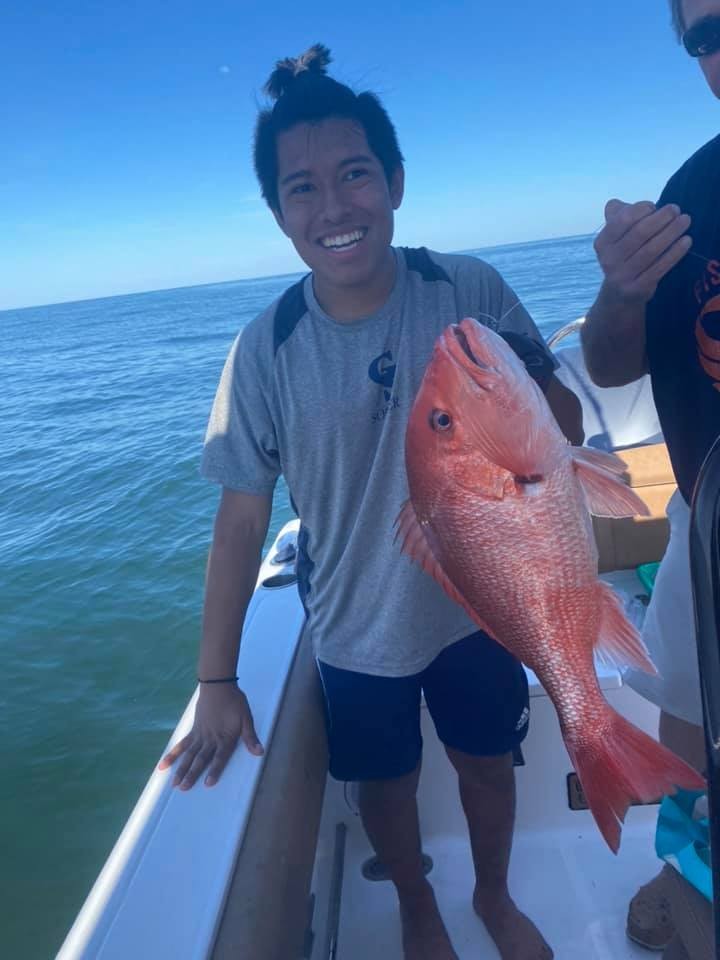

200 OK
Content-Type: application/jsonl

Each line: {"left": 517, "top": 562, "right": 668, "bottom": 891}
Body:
{"left": 547, "top": 316, "right": 585, "bottom": 350}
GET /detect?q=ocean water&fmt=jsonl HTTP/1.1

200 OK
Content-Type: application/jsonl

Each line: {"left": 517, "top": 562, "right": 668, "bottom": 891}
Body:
{"left": 1, "top": 234, "right": 601, "bottom": 959}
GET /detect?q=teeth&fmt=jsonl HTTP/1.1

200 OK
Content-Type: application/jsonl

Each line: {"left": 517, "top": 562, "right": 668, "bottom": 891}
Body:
{"left": 321, "top": 229, "right": 364, "bottom": 248}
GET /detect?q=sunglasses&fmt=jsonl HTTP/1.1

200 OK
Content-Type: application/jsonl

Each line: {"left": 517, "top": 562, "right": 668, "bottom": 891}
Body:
{"left": 683, "top": 16, "right": 720, "bottom": 58}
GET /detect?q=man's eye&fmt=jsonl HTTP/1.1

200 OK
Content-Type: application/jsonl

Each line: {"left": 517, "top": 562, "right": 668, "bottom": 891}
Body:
{"left": 345, "top": 168, "right": 369, "bottom": 181}
{"left": 290, "top": 183, "right": 313, "bottom": 195}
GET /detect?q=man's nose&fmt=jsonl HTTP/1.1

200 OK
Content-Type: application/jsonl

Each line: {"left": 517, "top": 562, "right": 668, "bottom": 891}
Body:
{"left": 320, "top": 183, "right": 351, "bottom": 223}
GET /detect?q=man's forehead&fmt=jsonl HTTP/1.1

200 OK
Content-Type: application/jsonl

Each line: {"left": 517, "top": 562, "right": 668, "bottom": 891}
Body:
{"left": 684, "top": 0, "right": 720, "bottom": 27}
{"left": 276, "top": 119, "right": 372, "bottom": 171}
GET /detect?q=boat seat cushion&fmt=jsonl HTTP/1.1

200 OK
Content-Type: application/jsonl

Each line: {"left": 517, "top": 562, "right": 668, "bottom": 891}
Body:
{"left": 592, "top": 443, "right": 676, "bottom": 573}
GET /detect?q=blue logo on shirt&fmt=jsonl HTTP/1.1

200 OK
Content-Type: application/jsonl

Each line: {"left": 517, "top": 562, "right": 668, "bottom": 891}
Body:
{"left": 368, "top": 351, "right": 400, "bottom": 423}
{"left": 368, "top": 351, "right": 397, "bottom": 402}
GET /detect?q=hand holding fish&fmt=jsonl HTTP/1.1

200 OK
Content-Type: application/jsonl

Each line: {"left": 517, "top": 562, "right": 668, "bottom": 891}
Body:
{"left": 595, "top": 199, "right": 693, "bottom": 305}
{"left": 398, "top": 319, "right": 704, "bottom": 852}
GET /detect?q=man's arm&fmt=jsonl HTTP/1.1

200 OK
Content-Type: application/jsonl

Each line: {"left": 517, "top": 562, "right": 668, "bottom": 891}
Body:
{"left": 159, "top": 487, "right": 272, "bottom": 789}
{"left": 545, "top": 374, "right": 584, "bottom": 446}
{"left": 581, "top": 288, "right": 649, "bottom": 388}
{"left": 582, "top": 199, "right": 692, "bottom": 387}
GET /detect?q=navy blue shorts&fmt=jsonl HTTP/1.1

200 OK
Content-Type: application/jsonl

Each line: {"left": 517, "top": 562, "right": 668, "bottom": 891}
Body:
{"left": 317, "top": 631, "right": 530, "bottom": 782}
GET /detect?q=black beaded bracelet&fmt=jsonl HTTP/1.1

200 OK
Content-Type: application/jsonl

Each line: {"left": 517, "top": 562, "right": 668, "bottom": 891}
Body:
{"left": 198, "top": 675, "right": 238, "bottom": 684}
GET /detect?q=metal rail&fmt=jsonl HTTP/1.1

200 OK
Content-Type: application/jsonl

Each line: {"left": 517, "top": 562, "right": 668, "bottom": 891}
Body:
{"left": 547, "top": 316, "right": 585, "bottom": 350}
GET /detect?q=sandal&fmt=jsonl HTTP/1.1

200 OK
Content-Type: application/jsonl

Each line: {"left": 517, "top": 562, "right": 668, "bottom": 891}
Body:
{"left": 626, "top": 865, "right": 676, "bottom": 951}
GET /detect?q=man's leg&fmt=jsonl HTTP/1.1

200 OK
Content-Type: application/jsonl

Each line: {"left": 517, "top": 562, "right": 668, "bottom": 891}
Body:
{"left": 659, "top": 711, "right": 706, "bottom": 774}
{"left": 421, "top": 631, "right": 552, "bottom": 960}
{"left": 627, "top": 710, "right": 706, "bottom": 950}
{"left": 445, "top": 747, "right": 552, "bottom": 960}
{"left": 359, "top": 766, "right": 458, "bottom": 960}
{"left": 317, "top": 658, "right": 458, "bottom": 960}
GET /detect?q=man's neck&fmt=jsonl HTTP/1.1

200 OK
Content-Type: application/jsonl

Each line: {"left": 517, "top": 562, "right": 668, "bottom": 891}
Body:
{"left": 312, "top": 249, "right": 397, "bottom": 322}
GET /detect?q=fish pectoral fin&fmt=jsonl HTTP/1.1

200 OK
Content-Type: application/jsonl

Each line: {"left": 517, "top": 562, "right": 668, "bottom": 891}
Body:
{"left": 595, "top": 581, "right": 657, "bottom": 676}
{"left": 571, "top": 450, "right": 650, "bottom": 518}
{"left": 394, "top": 501, "right": 497, "bottom": 639}
{"left": 571, "top": 446, "right": 628, "bottom": 475}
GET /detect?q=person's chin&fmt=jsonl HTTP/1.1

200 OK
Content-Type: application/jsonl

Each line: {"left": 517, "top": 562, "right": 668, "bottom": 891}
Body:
{"left": 308, "top": 241, "right": 376, "bottom": 282}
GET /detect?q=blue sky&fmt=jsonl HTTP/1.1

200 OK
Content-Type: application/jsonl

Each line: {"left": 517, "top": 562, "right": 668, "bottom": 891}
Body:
{"left": 2, "top": 0, "right": 719, "bottom": 310}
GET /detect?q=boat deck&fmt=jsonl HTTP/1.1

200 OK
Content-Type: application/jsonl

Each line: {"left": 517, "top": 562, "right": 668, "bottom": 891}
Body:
{"left": 336, "top": 817, "right": 659, "bottom": 959}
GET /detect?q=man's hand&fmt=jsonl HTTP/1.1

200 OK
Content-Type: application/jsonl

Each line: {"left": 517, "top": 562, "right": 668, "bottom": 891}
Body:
{"left": 594, "top": 199, "right": 692, "bottom": 306}
{"left": 158, "top": 684, "right": 263, "bottom": 790}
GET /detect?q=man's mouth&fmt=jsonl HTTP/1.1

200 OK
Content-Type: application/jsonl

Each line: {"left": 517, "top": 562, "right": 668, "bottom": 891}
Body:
{"left": 319, "top": 227, "right": 368, "bottom": 251}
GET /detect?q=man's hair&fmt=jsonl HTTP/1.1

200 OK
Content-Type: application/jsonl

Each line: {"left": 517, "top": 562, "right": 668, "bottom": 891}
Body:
{"left": 253, "top": 44, "right": 404, "bottom": 212}
{"left": 670, "top": 0, "right": 685, "bottom": 39}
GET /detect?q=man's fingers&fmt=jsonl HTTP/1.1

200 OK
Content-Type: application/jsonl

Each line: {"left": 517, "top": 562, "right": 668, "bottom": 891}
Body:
{"left": 201, "top": 721, "right": 264, "bottom": 787}
{"left": 204, "top": 740, "right": 238, "bottom": 787}
{"left": 625, "top": 213, "right": 692, "bottom": 278}
{"left": 171, "top": 742, "right": 202, "bottom": 787}
{"left": 159, "top": 692, "right": 263, "bottom": 790}
{"left": 158, "top": 734, "right": 192, "bottom": 771}
{"left": 178, "top": 746, "right": 216, "bottom": 791}
{"left": 624, "top": 205, "right": 686, "bottom": 251}
{"left": 604, "top": 198, "right": 626, "bottom": 220}
{"left": 241, "top": 715, "right": 264, "bottom": 757}
{"left": 602, "top": 199, "right": 657, "bottom": 243}
{"left": 634, "top": 235, "right": 693, "bottom": 292}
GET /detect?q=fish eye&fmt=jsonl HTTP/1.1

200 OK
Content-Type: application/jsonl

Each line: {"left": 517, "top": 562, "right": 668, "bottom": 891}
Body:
{"left": 430, "top": 410, "right": 452, "bottom": 432}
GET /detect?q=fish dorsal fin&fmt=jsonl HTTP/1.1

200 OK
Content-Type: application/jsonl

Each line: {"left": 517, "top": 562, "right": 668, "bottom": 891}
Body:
{"left": 394, "top": 501, "right": 497, "bottom": 640}
{"left": 570, "top": 448, "right": 650, "bottom": 518}
{"left": 595, "top": 581, "right": 657, "bottom": 676}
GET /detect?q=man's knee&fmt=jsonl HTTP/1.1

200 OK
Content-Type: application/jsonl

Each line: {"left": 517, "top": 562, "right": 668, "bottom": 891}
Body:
{"left": 358, "top": 763, "right": 422, "bottom": 806}
{"left": 444, "top": 746, "right": 513, "bottom": 784}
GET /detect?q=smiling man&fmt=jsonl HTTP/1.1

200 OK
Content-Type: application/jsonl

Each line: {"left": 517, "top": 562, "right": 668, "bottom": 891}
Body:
{"left": 160, "top": 45, "right": 583, "bottom": 960}
{"left": 581, "top": 0, "right": 720, "bottom": 951}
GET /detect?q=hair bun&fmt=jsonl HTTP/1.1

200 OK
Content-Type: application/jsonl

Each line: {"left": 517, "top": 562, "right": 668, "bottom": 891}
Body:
{"left": 264, "top": 43, "right": 332, "bottom": 100}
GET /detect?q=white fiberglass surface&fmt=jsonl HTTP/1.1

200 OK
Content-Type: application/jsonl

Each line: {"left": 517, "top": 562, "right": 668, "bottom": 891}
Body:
{"left": 335, "top": 818, "right": 659, "bottom": 960}
{"left": 56, "top": 522, "right": 304, "bottom": 960}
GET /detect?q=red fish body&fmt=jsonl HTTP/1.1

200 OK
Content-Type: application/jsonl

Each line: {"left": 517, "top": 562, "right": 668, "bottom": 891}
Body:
{"left": 399, "top": 318, "right": 704, "bottom": 852}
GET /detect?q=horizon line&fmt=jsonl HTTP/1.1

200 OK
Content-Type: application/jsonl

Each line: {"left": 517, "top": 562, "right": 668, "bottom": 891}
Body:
{"left": 1, "top": 231, "right": 595, "bottom": 315}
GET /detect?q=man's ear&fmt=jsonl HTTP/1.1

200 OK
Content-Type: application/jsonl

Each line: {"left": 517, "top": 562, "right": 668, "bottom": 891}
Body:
{"left": 390, "top": 165, "right": 405, "bottom": 210}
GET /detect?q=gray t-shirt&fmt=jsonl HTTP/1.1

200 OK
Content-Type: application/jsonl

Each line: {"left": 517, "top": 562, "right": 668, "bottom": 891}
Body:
{"left": 201, "top": 247, "right": 556, "bottom": 676}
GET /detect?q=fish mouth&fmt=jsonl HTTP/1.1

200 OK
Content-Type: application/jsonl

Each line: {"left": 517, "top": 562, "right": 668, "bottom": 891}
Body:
{"left": 442, "top": 320, "right": 496, "bottom": 387}
{"left": 453, "top": 326, "right": 480, "bottom": 364}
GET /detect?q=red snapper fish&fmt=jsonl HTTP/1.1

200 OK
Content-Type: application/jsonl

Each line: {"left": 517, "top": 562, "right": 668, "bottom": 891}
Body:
{"left": 397, "top": 318, "right": 704, "bottom": 852}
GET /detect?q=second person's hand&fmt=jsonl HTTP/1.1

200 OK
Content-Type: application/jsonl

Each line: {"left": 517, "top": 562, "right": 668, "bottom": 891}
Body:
{"left": 594, "top": 199, "right": 692, "bottom": 305}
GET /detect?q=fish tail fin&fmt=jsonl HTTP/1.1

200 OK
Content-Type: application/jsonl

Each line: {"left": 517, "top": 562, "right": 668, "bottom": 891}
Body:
{"left": 564, "top": 710, "right": 705, "bottom": 853}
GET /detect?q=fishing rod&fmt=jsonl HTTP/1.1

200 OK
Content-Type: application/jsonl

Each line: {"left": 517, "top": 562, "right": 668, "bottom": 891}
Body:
{"left": 690, "top": 433, "right": 720, "bottom": 959}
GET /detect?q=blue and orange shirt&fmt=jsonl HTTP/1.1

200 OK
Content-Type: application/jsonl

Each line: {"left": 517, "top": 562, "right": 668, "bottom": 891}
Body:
{"left": 646, "top": 134, "right": 720, "bottom": 503}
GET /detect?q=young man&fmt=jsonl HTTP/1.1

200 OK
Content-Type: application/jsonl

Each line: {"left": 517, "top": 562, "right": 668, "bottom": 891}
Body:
{"left": 161, "top": 46, "right": 581, "bottom": 960}
{"left": 581, "top": 0, "right": 720, "bottom": 950}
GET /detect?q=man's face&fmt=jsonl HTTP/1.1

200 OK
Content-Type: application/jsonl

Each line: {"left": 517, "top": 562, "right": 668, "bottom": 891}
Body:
{"left": 684, "top": 0, "right": 720, "bottom": 97}
{"left": 273, "top": 118, "right": 403, "bottom": 291}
